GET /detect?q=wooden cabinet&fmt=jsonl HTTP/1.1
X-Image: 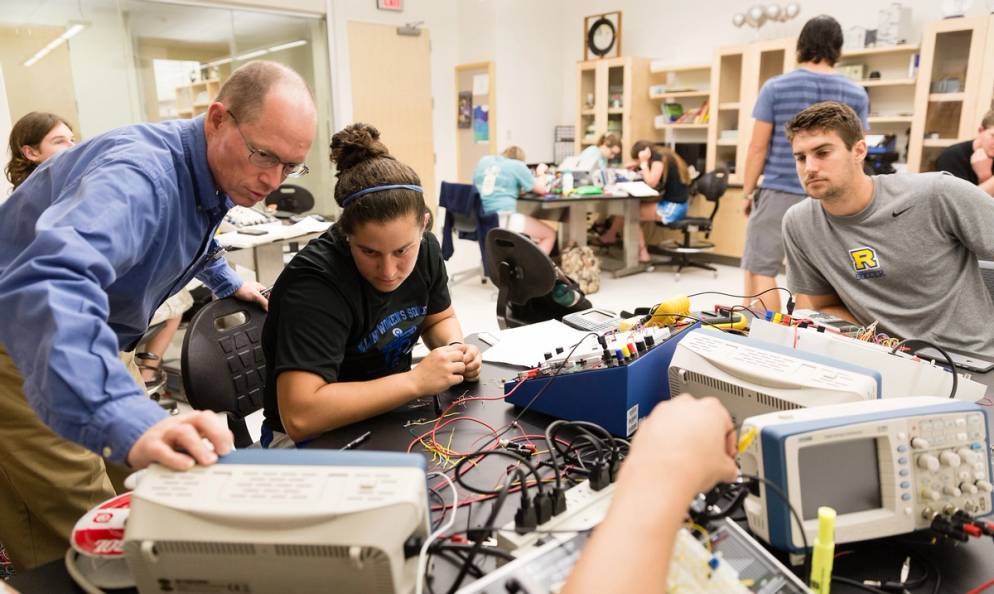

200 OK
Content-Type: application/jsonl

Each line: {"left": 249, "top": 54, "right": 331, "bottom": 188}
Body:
{"left": 837, "top": 43, "right": 919, "bottom": 169}
{"left": 705, "top": 38, "right": 793, "bottom": 186}
{"left": 175, "top": 78, "right": 221, "bottom": 119}
{"left": 908, "top": 16, "right": 992, "bottom": 172}
{"left": 575, "top": 57, "right": 654, "bottom": 162}
{"left": 648, "top": 62, "right": 711, "bottom": 153}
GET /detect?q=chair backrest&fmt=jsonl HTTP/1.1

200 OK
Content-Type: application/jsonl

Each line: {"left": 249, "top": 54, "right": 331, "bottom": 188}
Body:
{"left": 692, "top": 169, "right": 728, "bottom": 229}
{"left": 485, "top": 228, "right": 556, "bottom": 328}
{"left": 265, "top": 184, "right": 315, "bottom": 214}
{"left": 181, "top": 297, "right": 267, "bottom": 447}
{"left": 440, "top": 182, "right": 483, "bottom": 232}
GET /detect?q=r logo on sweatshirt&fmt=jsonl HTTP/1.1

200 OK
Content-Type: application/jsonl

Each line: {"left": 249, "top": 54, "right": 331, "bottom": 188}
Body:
{"left": 849, "top": 247, "right": 884, "bottom": 279}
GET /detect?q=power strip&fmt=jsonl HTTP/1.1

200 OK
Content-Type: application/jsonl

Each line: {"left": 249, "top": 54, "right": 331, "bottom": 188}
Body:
{"left": 496, "top": 480, "right": 615, "bottom": 554}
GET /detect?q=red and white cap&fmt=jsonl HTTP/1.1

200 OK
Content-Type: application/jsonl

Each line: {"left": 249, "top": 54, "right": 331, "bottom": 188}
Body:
{"left": 70, "top": 492, "right": 130, "bottom": 558}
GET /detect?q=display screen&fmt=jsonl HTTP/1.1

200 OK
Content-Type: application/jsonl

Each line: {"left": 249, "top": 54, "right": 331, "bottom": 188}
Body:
{"left": 797, "top": 438, "right": 882, "bottom": 520}
{"left": 581, "top": 310, "right": 614, "bottom": 323}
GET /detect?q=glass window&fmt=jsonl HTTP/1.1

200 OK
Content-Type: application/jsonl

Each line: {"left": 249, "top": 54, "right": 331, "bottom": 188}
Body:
{"left": 0, "top": 0, "right": 333, "bottom": 213}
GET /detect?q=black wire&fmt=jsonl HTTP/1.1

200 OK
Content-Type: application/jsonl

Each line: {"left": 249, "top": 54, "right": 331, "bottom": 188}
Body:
{"left": 431, "top": 542, "right": 515, "bottom": 562}
{"left": 452, "top": 449, "right": 544, "bottom": 497}
{"left": 888, "top": 338, "right": 958, "bottom": 399}
{"left": 428, "top": 487, "right": 447, "bottom": 530}
{"left": 739, "top": 474, "right": 809, "bottom": 583}
{"left": 831, "top": 576, "right": 889, "bottom": 594}
{"left": 445, "top": 481, "right": 512, "bottom": 594}
{"left": 685, "top": 287, "right": 794, "bottom": 312}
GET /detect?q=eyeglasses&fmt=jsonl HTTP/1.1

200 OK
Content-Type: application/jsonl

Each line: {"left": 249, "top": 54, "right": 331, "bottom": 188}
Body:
{"left": 227, "top": 110, "right": 309, "bottom": 178}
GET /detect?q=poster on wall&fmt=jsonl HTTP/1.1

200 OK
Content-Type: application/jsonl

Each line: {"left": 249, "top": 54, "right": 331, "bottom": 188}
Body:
{"left": 473, "top": 104, "right": 489, "bottom": 143}
{"left": 458, "top": 91, "right": 472, "bottom": 129}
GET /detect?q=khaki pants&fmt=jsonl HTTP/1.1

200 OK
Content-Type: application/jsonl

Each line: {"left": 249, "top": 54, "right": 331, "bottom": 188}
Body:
{"left": 0, "top": 345, "right": 141, "bottom": 571}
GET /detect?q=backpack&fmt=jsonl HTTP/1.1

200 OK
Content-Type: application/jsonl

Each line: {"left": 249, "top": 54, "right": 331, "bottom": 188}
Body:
{"left": 559, "top": 242, "right": 600, "bottom": 295}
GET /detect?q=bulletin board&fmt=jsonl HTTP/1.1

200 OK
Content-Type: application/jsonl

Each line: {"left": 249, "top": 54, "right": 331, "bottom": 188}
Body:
{"left": 455, "top": 61, "right": 496, "bottom": 183}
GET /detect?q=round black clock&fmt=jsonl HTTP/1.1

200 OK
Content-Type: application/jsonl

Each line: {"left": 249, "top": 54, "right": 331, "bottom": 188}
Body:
{"left": 587, "top": 16, "right": 616, "bottom": 57}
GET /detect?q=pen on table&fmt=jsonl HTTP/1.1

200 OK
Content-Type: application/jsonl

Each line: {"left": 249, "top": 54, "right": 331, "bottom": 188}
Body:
{"left": 341, "top": 430, "right": 372, "bottom": 450}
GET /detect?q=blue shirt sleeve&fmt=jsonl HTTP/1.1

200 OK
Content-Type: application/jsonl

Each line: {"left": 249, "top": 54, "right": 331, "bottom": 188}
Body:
{"left": 753, "top": 80, "right": 776, "bottom": 123}
{"left": 196, "top": 239, "right": 243, "bottom": 297}
{"left": 0, "top": 160, "right": 169, "bottom": 464}
{"left": 510, "top": 161, "right": 536, "bottom": 193}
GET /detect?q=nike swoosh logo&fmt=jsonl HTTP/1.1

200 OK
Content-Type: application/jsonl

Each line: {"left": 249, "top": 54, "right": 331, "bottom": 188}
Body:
{"left": 892, "top": 206, "right": 914, "bottom": 217}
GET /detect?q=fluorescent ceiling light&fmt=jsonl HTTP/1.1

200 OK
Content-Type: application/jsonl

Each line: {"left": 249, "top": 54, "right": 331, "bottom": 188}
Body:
{"left": 236, "top": 49, "right": 268, "bottom": 61}
{"left": 23, "top": 22, "right": 87, "bottom": 67}
{"left": 268, "top": 40, "right": 307, "bottom": 52}
{"left": 206, "top": 57, "right": 234, "bottom": 68}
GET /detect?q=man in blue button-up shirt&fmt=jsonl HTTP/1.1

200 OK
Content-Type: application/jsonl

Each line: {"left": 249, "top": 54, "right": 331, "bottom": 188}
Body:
{"left": 0, "top": 61, "right": 316, "bottom": 569}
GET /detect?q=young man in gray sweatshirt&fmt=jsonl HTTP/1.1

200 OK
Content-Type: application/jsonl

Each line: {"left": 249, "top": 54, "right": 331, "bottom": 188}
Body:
{"left": 781, "top": 101, "right": 994, "bottom": 358}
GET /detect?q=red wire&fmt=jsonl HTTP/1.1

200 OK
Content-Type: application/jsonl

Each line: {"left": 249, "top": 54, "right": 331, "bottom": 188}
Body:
{"left": 966, "top": 578, "right": 994, "bottom": 594}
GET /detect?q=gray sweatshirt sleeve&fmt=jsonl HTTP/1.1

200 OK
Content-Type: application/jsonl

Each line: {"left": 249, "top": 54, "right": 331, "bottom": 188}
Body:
{"left": 933, "top": 173, "right": 994, "bottom": 260}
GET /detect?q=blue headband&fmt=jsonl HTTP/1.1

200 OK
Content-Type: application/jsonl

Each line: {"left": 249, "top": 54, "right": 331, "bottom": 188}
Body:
{"left": 340, "top": 184, "right": 424, "bottom": 207}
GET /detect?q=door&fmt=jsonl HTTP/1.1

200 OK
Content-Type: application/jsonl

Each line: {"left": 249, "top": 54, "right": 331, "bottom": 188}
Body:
{"left": 348, "top": 21, "right": 436, "bottom": 212}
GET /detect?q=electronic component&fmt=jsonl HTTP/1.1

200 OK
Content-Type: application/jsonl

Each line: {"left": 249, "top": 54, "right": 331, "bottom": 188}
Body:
{"left": 740, "top": 397, "right": 993, "bottom": 552}
{"left": 504, "top": 323, "right": 695, "bottom": 437}
{"left": 124, "top": 449, "right": 429, "bottom": 594}
{"left": 497, "top": 480, "right": 614, "bottom": 554}
{"left": 749, "top": 318, "right": 987, "bottom": 401}
{"left": 668, "top": 328, "right": 881, "bottom": 427}
{"left": 561, "top": 307, "right": 624, "bottom": 334}
{"left": 224, "top": 205, "right": 277, "bottom": 228}
{"left": 914, "top": 347, "right": 994, "bottom": 374}
{"left": 458, "top": 519, "right": 811, "bottom": 594}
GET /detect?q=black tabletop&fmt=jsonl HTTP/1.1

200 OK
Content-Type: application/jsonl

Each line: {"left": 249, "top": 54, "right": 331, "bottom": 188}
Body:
{"left": 10, "top": 336, "right": 994, "bottom": 593}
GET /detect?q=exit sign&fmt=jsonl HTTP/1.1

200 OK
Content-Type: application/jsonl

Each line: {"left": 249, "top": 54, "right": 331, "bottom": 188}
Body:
{"left": 377, "top": 0, "right": 402, "bottom": 10}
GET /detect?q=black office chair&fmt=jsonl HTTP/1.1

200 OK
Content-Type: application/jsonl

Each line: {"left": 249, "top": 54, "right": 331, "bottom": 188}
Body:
{"left": 265, "top": 184, "right": 315, "bottom": 217}
{"left": 181, "top": 296, "right": 267, "bottom": 448}
{"left": 486, "top": 229, "right": 557, "bottom": 329}
{"left": 654, "top": 169, "right": 728, "bottom": 280}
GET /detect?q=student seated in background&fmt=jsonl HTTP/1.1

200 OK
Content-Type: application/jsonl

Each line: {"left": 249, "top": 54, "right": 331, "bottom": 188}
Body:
{"left": 598, "top": 140, "right": 691, "bottom": 263}
{"left": 260, "top": 123, "right": 482, "bottom": 448}
{"left": 4, "top": 111, "right": 75, "bottom": 189}
{"left": 473, "top": 146, "right": 558, "bottom": 254}
{"left": 577, "top": 133, "right": 621, "bottom": 170}
{"left": 782, "top": 101, "right": 994, "bottom": 358}
{"left": 561, "top": 395, "right": 738, "bottom": 594}
{"left": 936, "top": 107, "right": 994, "bottom": 197}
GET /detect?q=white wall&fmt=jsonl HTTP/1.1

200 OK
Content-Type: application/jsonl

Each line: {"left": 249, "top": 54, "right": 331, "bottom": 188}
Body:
{"left": 362, "top": 0, "right": 991, "bottom": 169}
{"left": 327, "top": 0, "right": 459, "bottom": 188}
{"left": 68, "top": 3, "right": 143, "bottom": 138}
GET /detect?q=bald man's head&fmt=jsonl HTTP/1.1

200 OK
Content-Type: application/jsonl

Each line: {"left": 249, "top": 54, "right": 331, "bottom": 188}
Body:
{"left": 215, "top": 61, "right": 315, "bottom": 124}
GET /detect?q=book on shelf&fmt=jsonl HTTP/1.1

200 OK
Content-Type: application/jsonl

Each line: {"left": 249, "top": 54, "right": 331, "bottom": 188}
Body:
{"left": 675, "top": 100, "right": 709, "bottom": 124}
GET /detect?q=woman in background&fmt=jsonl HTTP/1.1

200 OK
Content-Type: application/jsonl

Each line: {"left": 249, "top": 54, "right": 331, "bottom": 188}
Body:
{"left": 5, "top": 111, "right": 75, "bottom": 189}
{"left": 473, "top": 146, "right": 558, "bottom": 254}
{"left": 578, "top": 133, "right": 621, "bottom": 171}
{"left": 598, "top": 140, "right": 691, "bottom": 263}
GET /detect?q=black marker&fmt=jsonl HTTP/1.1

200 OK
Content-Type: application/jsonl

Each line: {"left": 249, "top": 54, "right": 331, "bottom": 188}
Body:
{"left": 341, "top": 430, "right": 372, "bottom": 450}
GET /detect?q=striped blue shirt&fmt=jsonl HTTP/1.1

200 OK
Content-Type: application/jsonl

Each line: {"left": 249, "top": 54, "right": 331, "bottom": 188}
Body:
{"left": 754, "top": 68, "right": 869, "bottom": 195}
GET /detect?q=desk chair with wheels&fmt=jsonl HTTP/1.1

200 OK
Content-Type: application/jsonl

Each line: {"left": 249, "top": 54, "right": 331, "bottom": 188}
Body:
{"left": 181, "top": 296, "right": 267, "bottom": 448}
{"left": 265, "top": 183, "right": 315, "bottom": 216}
{"left": 655, "top": 169, "right": 728, "bottom": 280}
{"left": 440, "top": 181, "right": 498, "bottom": 283}
{"left": 485, "top": 229, "right": 556, "bottom": 329}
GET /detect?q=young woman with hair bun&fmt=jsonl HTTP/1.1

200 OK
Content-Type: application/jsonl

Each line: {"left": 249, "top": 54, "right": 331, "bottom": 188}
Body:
{"left": 260, "top": 123, "right": 481, "bottom": 447}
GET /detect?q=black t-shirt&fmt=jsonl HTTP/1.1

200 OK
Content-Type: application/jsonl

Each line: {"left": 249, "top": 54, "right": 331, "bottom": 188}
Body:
{"left": 261, "top": 224, "right": 451, "bottom": 433}
{"left": 649, "top": 152, "right": 690, "bottom": 203}
{"left": 936, "top": 140, "right": 992, "bottom": 185}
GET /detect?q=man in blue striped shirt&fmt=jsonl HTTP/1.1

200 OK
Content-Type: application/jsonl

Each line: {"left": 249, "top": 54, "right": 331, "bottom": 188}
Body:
{"left": 740, "top": 15, "right": 869, "bottom": 312}
{"left": 0, "top": 61, "right": 316, "bottom": 569}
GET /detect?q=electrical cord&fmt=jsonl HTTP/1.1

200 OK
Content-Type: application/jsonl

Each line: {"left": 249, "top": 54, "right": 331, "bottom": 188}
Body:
{"left": 416, "top": 472, "right": 459, "bottom": 594}
{"left": 445, "top": 479, "right": 513, "bottom": 594}
{"left": 738, "top": 474, "right": 809, "bottom": 583}
{"left": 63, "top": 549, "right": 108, "bottom": 594}
{"left": 831, "top": 576, "right": 889, "bottom": 594}
{"left": 685, "top": 287, "right": 795, "bottom": 314}
{"left": 452, "top": 450, "right": 544, "bottom": 497}
{"left": 888, "top": 338, "right": 958, "bottom": 399}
